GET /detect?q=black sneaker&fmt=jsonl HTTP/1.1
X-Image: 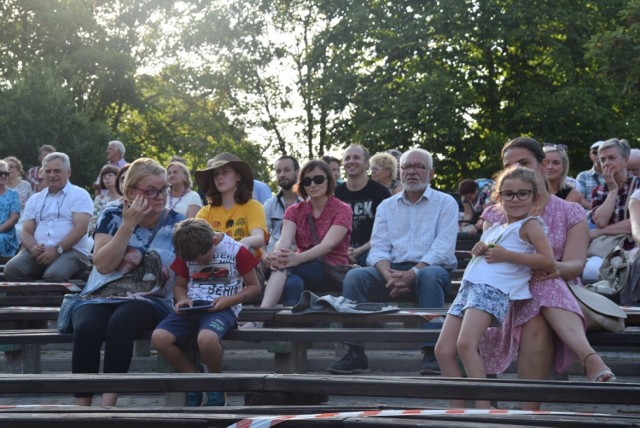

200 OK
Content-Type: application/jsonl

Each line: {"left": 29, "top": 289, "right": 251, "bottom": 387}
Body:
{"left": 419, "top": 351, "right": 441, "bottom": 375}
{"left": 327, "top": 347, "right": 369, "bottom": 374}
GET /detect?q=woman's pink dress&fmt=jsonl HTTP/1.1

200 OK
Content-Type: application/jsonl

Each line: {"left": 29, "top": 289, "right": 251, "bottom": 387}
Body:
{"left": 479, "top": 195, "right": 587, "bottom": 374}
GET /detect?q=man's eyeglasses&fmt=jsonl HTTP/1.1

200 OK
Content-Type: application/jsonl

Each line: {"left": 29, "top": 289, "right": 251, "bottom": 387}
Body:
{"left": 0, "top": 171, "right": 9, "bottom": 177}
{"left": 400, "top": 164, "right": 429, "bottom": 171}
{"left": 499, "top": 189, "right": 533, "bottom": 201}
{"left": 134, "top": 185, "right": 172, "bottom": 199}
{"left": 301, "top": 175, "right": 327, "bottom": 187}
{"left": 543, "top": 143, "right": 568, "bottom": 152}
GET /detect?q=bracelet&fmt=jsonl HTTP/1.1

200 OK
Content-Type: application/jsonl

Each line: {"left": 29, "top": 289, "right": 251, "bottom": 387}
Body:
{"left": 410, "top": 266, "right": 420, "bottom": 276}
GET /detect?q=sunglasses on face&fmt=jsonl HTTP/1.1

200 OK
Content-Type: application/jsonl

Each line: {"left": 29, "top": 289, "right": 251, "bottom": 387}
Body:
{"left": 499, "top": 189, "right": 533, "bottom": 201}
{"left": 0, "top": 171, "right": 9, "bottom": 177}
{"left": 301, "top": 175, "right": 327, "bottom": 187}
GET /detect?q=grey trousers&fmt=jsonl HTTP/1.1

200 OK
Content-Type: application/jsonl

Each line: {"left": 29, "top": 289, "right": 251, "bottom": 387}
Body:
{"left": 3, "top": 248, "right": 90, "bottom": 282}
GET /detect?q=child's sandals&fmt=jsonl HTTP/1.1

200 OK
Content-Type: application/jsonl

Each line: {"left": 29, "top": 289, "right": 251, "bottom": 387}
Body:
{"left": 582, "top": 352, "right": 616, "bottom": 382}
{"left": 239, "top": 321, "right": 263, "bottom": 330}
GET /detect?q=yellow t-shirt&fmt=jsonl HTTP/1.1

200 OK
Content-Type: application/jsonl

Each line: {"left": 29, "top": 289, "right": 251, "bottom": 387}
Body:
{"left": 196, "top": 199, "right": 268, "bottom": 258}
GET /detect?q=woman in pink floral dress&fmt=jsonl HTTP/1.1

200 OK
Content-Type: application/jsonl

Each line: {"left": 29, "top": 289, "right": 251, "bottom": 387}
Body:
{"left": 479, "top": 137, "right": 615, "bottom": 410}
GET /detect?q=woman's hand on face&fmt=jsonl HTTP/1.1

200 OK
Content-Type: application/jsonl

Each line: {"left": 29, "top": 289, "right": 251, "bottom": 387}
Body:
{"left": 123, "top": 195, "right": 151, "bottom": 226}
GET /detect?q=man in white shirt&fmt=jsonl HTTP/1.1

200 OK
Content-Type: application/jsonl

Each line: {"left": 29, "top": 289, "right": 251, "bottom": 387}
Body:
{"left": 4, "top": 152, "right": 93, "bottom": 282}
{"left": 328, "top": 148, "right": 458, "bottom": 376}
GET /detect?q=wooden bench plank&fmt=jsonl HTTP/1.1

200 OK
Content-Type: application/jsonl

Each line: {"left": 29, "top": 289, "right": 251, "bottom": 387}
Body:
{"left": 0, "top": 373, "right": 637, "bottom": 405}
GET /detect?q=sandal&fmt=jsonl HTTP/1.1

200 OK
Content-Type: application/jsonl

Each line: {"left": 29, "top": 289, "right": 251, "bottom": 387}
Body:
{"left": 582, "top": 352, "right": 617, "bottom": 382}
{"left": 239, "top": 321, "right": 263, "bottom": 330}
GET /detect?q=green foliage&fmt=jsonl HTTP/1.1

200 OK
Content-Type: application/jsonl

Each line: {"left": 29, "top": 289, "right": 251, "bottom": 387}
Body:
{"left": 2, "top": 0, "right": 640, "bottom": 193}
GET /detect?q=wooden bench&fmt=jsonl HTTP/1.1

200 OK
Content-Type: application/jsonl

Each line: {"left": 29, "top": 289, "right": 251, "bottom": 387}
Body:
{"left": 0, "top": 372, "right": 638, "bottom": 407}
{"left": 1, "top": 309, "right": 638, "bottom": 375}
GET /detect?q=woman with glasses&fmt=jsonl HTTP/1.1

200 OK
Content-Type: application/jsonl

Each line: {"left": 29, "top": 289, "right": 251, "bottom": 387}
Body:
{"left": 543, "top": 145, "right": 584, "bottom": 205}
{"left": 369, "top": 152, "right": 402, "bottom": 195}
{"left": 479, "top": 137, "right": 615, "bottom": 411}
{"left": 0, "top": 160, "right": 20, "bottom": 256}
{"left": 70, "top": 158, "right": 185, "bottom": 407}
{"left": 250, "top": 159, "right": 352, "bottom": 316}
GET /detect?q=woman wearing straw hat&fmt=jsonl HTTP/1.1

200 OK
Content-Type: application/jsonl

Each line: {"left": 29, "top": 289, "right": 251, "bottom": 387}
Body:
{"left": 195, "top": 153, "right": 267, "bottom": 258}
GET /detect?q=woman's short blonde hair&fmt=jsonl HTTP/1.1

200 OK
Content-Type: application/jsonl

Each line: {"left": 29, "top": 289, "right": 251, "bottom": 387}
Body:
{"left": 167, "top": 161, "right": 192, "bottom": 189}
{"left": 123, "top": 158, "right": 166, "bottom": 203}
{"left": 369, "top": 152, "right": 397, "bottom": 179}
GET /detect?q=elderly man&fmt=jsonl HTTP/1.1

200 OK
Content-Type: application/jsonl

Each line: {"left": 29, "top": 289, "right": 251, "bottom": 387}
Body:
{"left": 4, "top": 152, "right": 93, "bottom": 282}
{"left": 627, "top": 148, "right": 640, "bottom": 177}
{"left": 328, "top": 148, "right": 458, "bottom": 376}
{"left": 106, "top": 140, "right": 127, "bottom": 167}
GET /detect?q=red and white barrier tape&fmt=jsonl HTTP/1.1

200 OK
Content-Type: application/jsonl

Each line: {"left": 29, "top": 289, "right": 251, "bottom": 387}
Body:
{"left": 228, "top": 408, "right": 611, "bottom": 428}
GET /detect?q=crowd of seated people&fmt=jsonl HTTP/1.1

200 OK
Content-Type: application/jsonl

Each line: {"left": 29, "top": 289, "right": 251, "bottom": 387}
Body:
{"left": 2, "top": 135, "right": 634, "bottom": 410}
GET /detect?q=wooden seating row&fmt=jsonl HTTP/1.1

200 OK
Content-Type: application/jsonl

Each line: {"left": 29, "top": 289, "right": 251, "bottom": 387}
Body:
{"left": 1, "top": 308, "right": 639, "bottom": 374}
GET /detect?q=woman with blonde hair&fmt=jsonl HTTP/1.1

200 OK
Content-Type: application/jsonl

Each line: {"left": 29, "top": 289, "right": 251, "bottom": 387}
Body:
{"left": 369, "top": 152, "right": 402, "bottom": 195}
{"left": 165, "top": 161, "right": 202, "bottom": 218}
{"left": 543, "top": 145, "right": 583, "bottom": 204}
{"left": 70, "top": 158, "right": 184, "bottom": 406}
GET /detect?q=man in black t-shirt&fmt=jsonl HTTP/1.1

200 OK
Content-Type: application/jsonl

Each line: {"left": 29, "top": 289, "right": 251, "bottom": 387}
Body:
{"left": 335, "top": 144, "right": 391, "bottom": 266}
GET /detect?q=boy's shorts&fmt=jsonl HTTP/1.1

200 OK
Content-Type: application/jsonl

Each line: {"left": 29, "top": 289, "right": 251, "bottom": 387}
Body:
{"left": 447, "top": 280, "right": 510, "bottom": 326}
{"left": 156, "top": 301, "right": 237, "bottom": 348}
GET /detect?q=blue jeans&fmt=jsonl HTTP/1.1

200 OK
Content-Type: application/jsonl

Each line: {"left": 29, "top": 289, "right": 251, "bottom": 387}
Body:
{"left": 281, "top": 260, "right": 341, "bottom": 306}
{"left": 343, "top": 262, "right": 451, "bottom": 349}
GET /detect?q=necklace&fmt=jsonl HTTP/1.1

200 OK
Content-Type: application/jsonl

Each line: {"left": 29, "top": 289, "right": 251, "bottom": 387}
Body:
{"left": 168, "top": 189, "right": 186, "bottom": 210}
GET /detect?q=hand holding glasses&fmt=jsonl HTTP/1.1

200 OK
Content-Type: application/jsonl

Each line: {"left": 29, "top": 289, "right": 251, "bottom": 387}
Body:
{"left": 133, "top": 185, "right": 172, "bottom": 199}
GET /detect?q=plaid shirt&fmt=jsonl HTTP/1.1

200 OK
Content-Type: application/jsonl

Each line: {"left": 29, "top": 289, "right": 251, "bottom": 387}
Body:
{"left": 590, "top": 174, "right": 640, "bottom": 224}
{"left": 576, "top": 167, "right": 603, "bottom": 204}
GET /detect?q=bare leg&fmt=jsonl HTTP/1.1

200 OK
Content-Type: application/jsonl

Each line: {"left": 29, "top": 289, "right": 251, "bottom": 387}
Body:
{"left": 198, "top": 330, "right": 223, "bottom": 374}
{"left": 541, "top": 307, "right": 612, "bottom": 381}
{"left": 259, "top": 269, "right": 287, "bottom": 309}
{"left": 457, "top": 309, "right": 493, "bottom": 409}
{"left": 151, "top": 329, "right": 198, "bottom": 373}
{"left": 101, "top": 393, "right": 118, "bottom": 406}
{"left": 517, "top": 314, "right": 553, "bottom": 411}
{"left": 435, "top": 314, "right": 465, "bottom": 408}
{"left": 75, "top": 396, "right": 92, "bottom": 406}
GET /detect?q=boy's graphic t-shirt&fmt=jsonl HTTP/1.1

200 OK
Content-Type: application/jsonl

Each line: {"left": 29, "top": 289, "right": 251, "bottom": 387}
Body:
{"left": 170, "top": 234, "right": 259, "bottom": 317}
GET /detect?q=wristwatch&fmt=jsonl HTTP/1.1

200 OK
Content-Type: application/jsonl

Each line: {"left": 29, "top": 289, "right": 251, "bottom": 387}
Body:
{"left": 56, "top": 246, "right": 64, "bottom": 255}
{"left": 410, "top": 266, "right": 420, "bottom": 276}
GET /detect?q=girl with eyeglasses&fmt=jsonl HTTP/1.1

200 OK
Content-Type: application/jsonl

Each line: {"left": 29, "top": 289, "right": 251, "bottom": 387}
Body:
{"left": 478, "top": 137, "right": 616, "bottom": 411}
{"left": 247, "top": 159, "right": 352, "bottom": 320}
{"left": 0, "top": 160, "right": 20, "bottom": 256}
{"left": 436, "top": 166, "right": 555, "bottom": 408}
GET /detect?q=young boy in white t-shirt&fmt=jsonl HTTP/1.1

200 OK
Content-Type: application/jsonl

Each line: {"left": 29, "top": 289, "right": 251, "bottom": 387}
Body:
{"left": 151, "top": 218, "right": 260, "bottom": 407}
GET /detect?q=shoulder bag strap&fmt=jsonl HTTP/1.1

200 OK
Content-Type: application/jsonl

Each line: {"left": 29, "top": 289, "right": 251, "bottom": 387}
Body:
{"left": 143, "top": 209, "right": 168, "bottom": 251}
{"left": 306, "top": 214, "right": 321, "bottom": 245}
